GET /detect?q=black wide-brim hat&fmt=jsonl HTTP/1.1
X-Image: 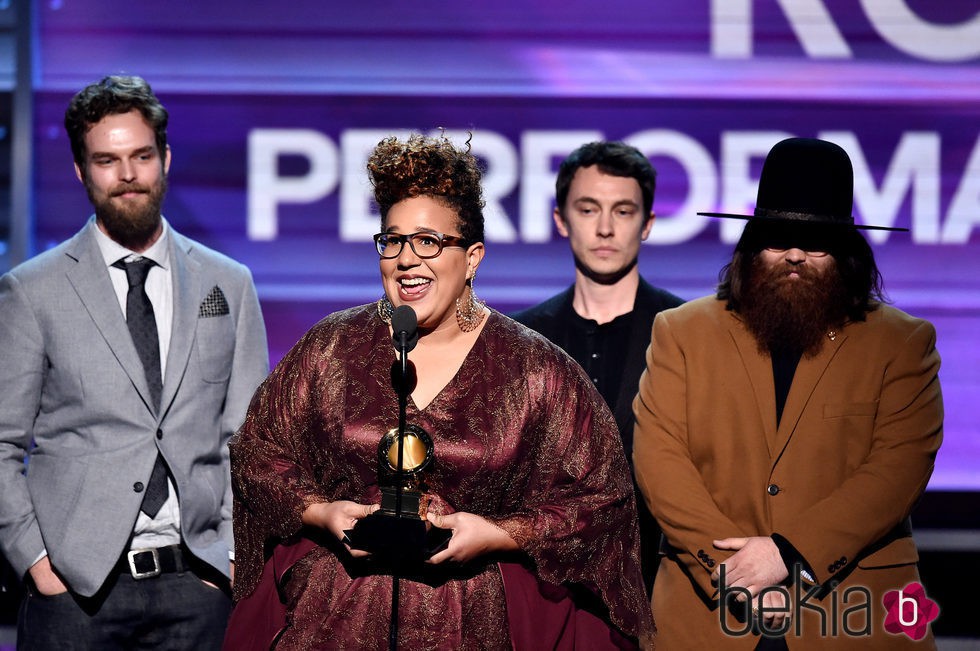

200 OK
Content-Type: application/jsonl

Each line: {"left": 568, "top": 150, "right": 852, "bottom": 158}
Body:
{"left": 699, "top": 137, "right": 908, "bottom": 232}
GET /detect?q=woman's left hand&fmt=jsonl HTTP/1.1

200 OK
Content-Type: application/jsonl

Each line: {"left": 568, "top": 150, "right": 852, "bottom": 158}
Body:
{"left": 425, "top": 511, "right": 519, "bottom": 564}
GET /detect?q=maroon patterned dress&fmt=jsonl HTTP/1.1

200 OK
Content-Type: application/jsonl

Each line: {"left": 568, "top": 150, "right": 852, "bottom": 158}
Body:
{"left": 227, "top": 305, "right": 654, "bottom": 650}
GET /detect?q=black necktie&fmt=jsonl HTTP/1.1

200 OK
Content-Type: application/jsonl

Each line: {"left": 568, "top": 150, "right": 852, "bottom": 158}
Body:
{"left": 113, "top": 257, "right": 169, "bottom": 517}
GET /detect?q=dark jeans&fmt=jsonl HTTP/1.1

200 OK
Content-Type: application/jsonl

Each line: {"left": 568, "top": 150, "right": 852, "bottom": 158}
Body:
{"left": 17, "top": 569, "right": 230, "bottom": 650}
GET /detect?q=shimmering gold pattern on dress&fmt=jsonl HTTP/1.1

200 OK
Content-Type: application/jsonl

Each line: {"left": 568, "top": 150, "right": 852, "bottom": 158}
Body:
{"left": 228, "top": 304, "right": 654, "bottom": 649}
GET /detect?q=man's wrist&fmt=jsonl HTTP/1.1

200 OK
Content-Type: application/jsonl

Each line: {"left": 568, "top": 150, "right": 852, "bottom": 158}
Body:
{"left": 771, "top": 533, "right": 815, "bottom": 583}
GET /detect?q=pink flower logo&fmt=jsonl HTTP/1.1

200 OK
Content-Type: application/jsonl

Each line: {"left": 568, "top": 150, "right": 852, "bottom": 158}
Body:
{"left": 882, "top": 582, "right": 939, "bottom": 640}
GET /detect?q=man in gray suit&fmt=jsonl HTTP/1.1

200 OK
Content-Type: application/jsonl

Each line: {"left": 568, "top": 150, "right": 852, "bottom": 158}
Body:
{"left": 0, "top": 76, "right": 269, "bottom": 649}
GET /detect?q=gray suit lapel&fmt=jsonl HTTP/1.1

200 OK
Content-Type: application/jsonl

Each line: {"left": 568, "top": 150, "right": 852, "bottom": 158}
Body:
{"left": 160, "top": 231, "right": 201, "bottom": 416}
{"left": 64, "top": 226, "right": 157, "bottom": 415}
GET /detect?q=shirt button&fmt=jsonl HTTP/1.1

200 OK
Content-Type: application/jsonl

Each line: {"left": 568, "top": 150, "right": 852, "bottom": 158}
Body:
{"left": 591, "top": 352, "right": 599, "bottom": 359}
{"left": 592, "top": 378, "right": 599, "bottom": 384}
{"left": 767, "top": 484, "right": 780, "bottom": 496}
{"left": 133, "top": 482, "right": 145, "bottom": 493}
{"left": 156, "top": 428, "right": 163, "bottom": 440}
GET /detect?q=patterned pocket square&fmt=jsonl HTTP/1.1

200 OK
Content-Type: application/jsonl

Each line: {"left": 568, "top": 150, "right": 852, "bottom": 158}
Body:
{"left": 199, "top": 286, "right": 230, "bottom": 318}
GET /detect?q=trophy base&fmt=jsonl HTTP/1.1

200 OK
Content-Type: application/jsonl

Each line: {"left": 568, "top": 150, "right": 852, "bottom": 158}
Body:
{"left": 379, "top": 486, "right": 423, "bottom": 519}
{"left": 345, "top": 512, "right": 451, "bottom": 563}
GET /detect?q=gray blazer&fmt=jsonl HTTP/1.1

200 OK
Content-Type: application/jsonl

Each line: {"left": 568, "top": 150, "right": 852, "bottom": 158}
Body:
{"left": 0, "top": 219, "right": 269, "bottom": 597}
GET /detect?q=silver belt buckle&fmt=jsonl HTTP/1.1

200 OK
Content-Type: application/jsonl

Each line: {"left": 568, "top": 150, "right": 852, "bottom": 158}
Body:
{"left": 127, "top": 548, "right": 161, "bottom": 579}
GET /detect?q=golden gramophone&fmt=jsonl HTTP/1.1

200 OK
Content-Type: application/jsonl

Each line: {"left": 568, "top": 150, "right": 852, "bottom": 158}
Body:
{"left": 345, "top": 423, "right": 450, "bottom": 562}
{"left": 377, "top": 424, "right": 433, "bottom": 519}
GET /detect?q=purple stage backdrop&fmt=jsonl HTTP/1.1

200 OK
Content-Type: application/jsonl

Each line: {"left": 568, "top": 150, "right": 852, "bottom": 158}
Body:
{"left": 26, "top": 1, "right": 980, "bottom": 489}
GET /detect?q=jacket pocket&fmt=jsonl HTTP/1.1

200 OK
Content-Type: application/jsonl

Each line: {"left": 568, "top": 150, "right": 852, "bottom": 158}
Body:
{"left": 823, "top": 401, "right": 878, "bottom": 419}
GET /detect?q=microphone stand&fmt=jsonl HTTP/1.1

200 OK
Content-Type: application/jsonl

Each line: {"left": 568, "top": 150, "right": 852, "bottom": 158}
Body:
{"left": 389, "top": 330, "right": 409, "bottom": 651}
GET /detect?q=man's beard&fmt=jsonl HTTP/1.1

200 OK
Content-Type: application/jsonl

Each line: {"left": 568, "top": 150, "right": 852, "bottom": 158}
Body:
{"left": 740, "top": 256, "right": 849, "bottom": 358}
{"left": 88, "top": 176, "right": 167, "bottom": 251}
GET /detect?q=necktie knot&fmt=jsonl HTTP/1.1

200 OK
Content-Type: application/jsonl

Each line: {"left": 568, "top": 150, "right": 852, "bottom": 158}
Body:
{"left": 113, "top": 257, "right": 155, "bottom": 288}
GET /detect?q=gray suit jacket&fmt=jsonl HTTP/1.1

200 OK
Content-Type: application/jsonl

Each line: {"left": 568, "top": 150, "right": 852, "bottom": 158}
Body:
{"left": 0, "top": 219, "right": 269, "bottom": 597}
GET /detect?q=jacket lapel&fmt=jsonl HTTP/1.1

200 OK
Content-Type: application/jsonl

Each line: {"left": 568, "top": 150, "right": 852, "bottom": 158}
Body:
{"left": 613, "top": 280, "right": 658, "bottom": 435}
{"left": 727, "top": 313, "right": 779, "bottom": 457}
{"left": 160, "top": 231, "right": 201, "bottom": 417}
{"left": 64, "top": 225, "right": 156, "bottom": 415}
{"left": 773, "top": 329, "right": 847, "bottom": 460}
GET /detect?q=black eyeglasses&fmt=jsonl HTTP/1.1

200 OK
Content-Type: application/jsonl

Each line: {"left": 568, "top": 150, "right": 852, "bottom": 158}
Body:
{"left": 373, "top": 231, "right": 472, "bottom": 259}
{"left": 757, "top": 224, "right": 833, "bottom": 258}
{"left": 763, "top": 246, "right": 829, "bottom": 258}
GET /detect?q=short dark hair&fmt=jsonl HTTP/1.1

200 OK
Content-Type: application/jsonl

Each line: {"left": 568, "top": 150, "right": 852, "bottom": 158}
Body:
{"left": 367, "top": 133, "right": 485, "bottom": 244}
{"left": 555, "top": 141, "right": 656, "bottom": 217}
{"left": 716, "top": 220, "right": 886, "bottom": 321}
{"left": 64, "top": 75, "right": 169, "bottom": 169}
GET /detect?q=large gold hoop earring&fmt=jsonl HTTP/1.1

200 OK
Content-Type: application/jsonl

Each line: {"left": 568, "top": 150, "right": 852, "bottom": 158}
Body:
{"left": 455, "top": 279, "right": 486, "bottom": 333}
{"left": 377, "top": 296, "right": 394, "bottom": 324}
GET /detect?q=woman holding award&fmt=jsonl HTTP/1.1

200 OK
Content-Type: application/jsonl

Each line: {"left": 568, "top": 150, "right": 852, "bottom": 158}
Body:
{"left": 224, "top": 134, "right": 654, "bottom": 650}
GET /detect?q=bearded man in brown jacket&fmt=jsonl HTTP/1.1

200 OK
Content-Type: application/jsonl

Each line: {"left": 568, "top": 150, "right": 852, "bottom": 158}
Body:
{"left": 633, "top": 137, "right": 942, "bottom": 650}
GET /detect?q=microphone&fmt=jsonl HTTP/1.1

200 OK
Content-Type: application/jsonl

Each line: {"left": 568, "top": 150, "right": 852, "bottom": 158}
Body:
{"left": 391, "top": 305, "right": 419, "bottom": 353}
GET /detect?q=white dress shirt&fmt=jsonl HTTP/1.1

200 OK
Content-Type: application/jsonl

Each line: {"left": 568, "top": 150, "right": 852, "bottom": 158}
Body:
{"left": 93, "top": 219, "right": 181, "bottom": 550}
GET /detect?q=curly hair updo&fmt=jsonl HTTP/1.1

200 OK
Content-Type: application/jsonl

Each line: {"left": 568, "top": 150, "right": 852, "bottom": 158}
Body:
{"left": 367, "top": 133, "right": 485, "bottom": 244}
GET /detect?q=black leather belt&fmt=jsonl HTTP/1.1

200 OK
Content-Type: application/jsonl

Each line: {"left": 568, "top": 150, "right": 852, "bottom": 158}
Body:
{"left": 116, "top": 544, "right": 189, "bottom": 579}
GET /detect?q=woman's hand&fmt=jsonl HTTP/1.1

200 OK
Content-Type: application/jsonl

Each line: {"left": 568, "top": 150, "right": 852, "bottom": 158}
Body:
{"left": 302, "top": 500, "right": 380, "bottom": 558}
{"left": 425, "top": 511, "right": 519, "bottom": 565}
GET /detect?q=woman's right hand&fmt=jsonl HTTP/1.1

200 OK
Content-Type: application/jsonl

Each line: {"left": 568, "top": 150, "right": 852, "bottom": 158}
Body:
{"left": 302, "top": 500, "right": 380, "bottom": 558}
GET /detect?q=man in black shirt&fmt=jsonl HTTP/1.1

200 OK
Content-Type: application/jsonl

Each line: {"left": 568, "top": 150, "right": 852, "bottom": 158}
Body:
{"left": 512, "top": 141, "right": 683, "bottom": 594}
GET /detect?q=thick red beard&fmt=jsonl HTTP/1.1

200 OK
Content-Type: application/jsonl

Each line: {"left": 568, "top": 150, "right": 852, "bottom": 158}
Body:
{"left": 87, "top": 177, "right": 167, "bottom": 251}
{"left": 740, "top": 256, "right": 848, "bottom": 358}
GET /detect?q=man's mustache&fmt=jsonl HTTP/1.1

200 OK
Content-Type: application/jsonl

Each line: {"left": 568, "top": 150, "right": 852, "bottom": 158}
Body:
{"left": 110, "top": 184, "right": 150, "bottom": 196}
